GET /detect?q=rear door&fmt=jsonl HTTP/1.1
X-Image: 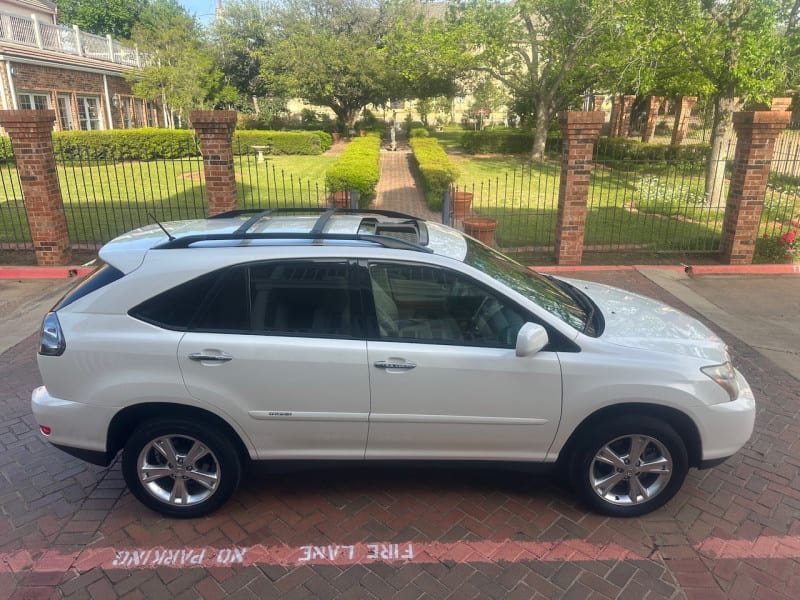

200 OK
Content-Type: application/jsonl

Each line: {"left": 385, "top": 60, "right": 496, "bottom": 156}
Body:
{"left": 146, "top": 259, "right": 370, "bottom": 459}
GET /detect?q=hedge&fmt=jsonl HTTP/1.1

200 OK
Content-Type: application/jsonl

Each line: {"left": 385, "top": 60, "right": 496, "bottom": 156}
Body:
{"left": 461, "top": 129, "right": 535, "bottom": 154}
{"left": 408, "top": 127, "right": 429, "bottom": 138}
{"left": 324, "top": 134, "right": 381, "bottom": 205}
{"left": 0, "top": 128, "right": 332, "bottom": 162}
{"left": 409, "top": 137, "right": 460, "bottom": 211}
{"left": 594, "top": 137, "right": 710, "bottom": 168}
{"left": 233, "top": 130, "right": 332, "bottom": 155}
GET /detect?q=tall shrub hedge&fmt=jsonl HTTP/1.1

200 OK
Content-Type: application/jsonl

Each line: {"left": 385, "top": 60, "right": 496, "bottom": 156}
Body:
{"left": 409, "top": 137, "right": 459, "bottom": 211}
{"left": 325, "top": 134, "right": 381, "bottom": 205}
{"left": 461, "top": 130, "right": 535, "bottom": 154}
{"left": 0, "top": 128, "right": 332, "bottom": 162}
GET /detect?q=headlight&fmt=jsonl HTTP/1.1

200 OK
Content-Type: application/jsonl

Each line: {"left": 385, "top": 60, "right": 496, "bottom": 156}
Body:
{"left": 39, "top": 312, "right": 65, "bottom": 356}
{"left": 701, "top": 361, "right": 740, "bottom": 401}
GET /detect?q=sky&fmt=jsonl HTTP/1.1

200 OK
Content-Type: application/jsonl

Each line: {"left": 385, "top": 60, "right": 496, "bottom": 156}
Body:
{"left": 176, "top": 1, "right": 219, "bottom": 26}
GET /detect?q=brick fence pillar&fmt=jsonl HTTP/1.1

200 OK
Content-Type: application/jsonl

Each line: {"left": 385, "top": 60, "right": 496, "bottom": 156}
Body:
{"left": 671, "top": 96, "right": 697, "bottom": 145}
{"left": 641, "top": 96, "right": 664, "bottom": 143}
{"left": 555, "top": 111, "right": 606, "bottom": 266}
{"left": 617, "top": 94, "right": 636, "bottom": 139}
{"left": 0, "top": 110, "right": 71, "bottom": 265}
{"left": 720, "top": 111, "right": 791, "bottom": 264}
{"left": 190, "top": 110, "right": 238, "bottom": 216}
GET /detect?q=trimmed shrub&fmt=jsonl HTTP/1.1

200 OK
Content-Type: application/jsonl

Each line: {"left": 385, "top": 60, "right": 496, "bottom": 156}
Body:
{"left": 409, "top": 127, "right": 429, "bottom": 138}
{"left": 594, "top": 137, "right": 710, "bottom": 168}
{"left": 0, "top": 136, "right": 13, "bottom": 162}
{"left": 6, "top": 128, "right": 334, "bottom": 162}
{"left": 409, "top": 137, "right": 460, "bottom": 211}
{"left": 461, "top": 129, "right": 535, "bottom": 154}
{"left": 53, "top": 129, "right": 198, "bottom": 161}
{"left": 233, "top": 130, "right": 331, "bottom": 155}
{"left": 325, "top": 134, "right": 381, "bottom": 205}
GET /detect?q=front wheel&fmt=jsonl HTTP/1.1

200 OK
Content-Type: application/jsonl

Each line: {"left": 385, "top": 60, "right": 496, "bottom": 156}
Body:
{"left": 122, "top": 418, "right": 242, "bottom": 518}
{"left": 569, "top": 416, "right": 688, "bottom": 517}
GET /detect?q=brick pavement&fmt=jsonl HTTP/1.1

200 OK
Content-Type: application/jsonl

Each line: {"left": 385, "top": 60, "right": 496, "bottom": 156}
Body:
{"left": 1, "top": 268, "right": 799, "bottom": 598}
{"left": 374, "top": 143, "right": 441, "bottom": 222}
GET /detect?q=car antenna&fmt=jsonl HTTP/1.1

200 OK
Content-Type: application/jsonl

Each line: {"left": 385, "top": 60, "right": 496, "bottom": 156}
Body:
{"left": 148, "top": 212, "right": 176, "bottom": 242}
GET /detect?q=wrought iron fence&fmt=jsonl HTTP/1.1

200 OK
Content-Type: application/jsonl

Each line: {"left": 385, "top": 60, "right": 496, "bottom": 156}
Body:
{"left": 449, "top": 135, "right": 756, "bottom": 257}
{"left": 763, "top": 134, "right": 800, "bottom": 239}
{"left": 233, "top": 139, "right": 327, "bottom": 210}
{"left": 0, "top": 151, "right": 31, "bottom": 250}
{"left": 52, "top": 139, "right": 207, "bottom": 249}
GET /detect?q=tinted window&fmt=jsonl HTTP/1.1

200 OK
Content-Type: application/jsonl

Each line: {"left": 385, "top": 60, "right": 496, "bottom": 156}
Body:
{"left": 130, "top": 271, "right": 220, "bottom": 330}
{"left": 369, "top": 263, "right": 526, "bottom": 347}
{"left": 133, "top": 261, "right": 356, "bottom": 337}
{"left": 55, "top": 264, "right": 125, "bottom": 310}
{"left": 248, "top": 262, "right": 354, "bottom": 337}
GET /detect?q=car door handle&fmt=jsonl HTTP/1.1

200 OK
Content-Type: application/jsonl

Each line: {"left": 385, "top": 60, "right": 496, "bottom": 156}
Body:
{"left": 188, "top": 352, "right": 233, "bottom": 363}
{"left": 374, "top": 360, "right": 416, "bottom": 370}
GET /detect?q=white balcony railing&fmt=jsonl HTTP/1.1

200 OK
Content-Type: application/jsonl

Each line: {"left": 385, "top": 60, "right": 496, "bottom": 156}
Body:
{"left": 0, "top": 11, "right": 150, "bottom": 68}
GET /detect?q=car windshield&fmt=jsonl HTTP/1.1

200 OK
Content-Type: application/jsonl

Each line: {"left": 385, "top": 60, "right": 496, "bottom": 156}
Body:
{"left": 463, "top": 238, "right": 590, "bottom": 332}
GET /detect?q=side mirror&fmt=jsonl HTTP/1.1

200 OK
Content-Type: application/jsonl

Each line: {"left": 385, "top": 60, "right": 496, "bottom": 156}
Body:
{"left": 516, "top": 322, "right": 549, "bottom": 357}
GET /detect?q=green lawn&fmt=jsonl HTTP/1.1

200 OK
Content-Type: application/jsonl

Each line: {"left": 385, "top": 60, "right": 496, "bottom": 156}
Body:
{"left": 0, "top": 154, "right": 338, "bottom": 245}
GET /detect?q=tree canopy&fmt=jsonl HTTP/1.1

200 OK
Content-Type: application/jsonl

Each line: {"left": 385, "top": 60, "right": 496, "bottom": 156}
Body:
{"left": 56, "top": 0, "right": 149, "bottom": 39}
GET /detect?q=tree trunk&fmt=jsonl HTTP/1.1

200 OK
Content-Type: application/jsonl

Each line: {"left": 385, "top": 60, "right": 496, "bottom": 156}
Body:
{"left": 531, "top": 100, "right": 553, "bottom": 161}
{"left": 704, "top": 95, "right": 736, "bottom": 207}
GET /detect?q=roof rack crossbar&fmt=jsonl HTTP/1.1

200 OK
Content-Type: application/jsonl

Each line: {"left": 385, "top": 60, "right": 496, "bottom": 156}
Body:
{"left": 234, "top": 209, "right": 274, "bottom": 235}
{"left": 310, "top": 209, "right": 336, "bottom": 235}
{"left": 153, "top": 232, "right": 433, "bottom": 253}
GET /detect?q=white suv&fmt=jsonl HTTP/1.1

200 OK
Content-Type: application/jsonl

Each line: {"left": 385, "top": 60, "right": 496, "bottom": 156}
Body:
{"left": 32, "top": 209, "right": 755, "bottom": 518}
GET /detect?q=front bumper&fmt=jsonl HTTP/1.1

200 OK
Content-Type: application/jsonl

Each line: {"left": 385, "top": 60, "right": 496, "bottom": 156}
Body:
{"left": 694, "top": 370, "right": 756, "bottom": 463}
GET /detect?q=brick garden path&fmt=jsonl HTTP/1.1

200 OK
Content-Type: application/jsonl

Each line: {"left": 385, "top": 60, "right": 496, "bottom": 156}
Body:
{"left": 374, "top": 144, "right": 440, "bottom": 221}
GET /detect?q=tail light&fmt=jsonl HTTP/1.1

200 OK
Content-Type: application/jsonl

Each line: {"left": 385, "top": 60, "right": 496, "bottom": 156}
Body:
{"left": 39, "top": 312, "right": 65, "bottom": 356}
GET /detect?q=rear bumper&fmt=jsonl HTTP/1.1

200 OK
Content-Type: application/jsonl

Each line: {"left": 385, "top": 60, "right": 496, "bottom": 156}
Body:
{"left": 31, "top": 386, "right": 115, "bottom": 464}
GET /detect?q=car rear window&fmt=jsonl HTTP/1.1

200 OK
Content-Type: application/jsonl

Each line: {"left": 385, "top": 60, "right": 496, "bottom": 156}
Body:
{"left": 54, "top": 264, "right": 124, "bottom": 310}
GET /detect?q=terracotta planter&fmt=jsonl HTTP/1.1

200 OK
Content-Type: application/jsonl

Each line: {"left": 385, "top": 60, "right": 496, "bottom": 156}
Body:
{"left": 462, "top": 216, "right": 497, "bottom": 245}
{"left": 329, "top": 191, "right": 350, "bottom": 208}
{"left": 452, "top": 191, "right": 473, "bottom": 219}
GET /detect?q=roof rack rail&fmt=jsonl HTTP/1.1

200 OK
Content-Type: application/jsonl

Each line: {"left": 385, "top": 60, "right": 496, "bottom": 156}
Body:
{"left": 153, "top": 232, "right": 434, "bottom": 253}
{"left": 209, "top": 207, "right": 425, "bottom": 223}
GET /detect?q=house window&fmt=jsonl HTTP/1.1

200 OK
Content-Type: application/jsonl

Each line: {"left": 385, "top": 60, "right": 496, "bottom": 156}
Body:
{"left": 18, "top": 92, "right": 50, "bottom": 110}
{"left": 76, "top": 96, "right": 102, "bottom": 130}
{"left": 146, "top": 101, "right": 157, "bottom": 127}
{"left": 122, "top": 97, "right": 133, "bottom": 128}
{"left": 57, "top": 94, "right": 76, "bottom": 130}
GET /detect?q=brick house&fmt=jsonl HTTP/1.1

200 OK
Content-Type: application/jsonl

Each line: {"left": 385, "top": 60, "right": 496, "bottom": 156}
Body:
{"left": 0, "top": 0, "right": 163, "bottom": 132}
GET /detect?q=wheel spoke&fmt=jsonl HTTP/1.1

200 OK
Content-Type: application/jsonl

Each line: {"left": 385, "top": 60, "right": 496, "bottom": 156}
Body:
{"left": 595, "top": 446, "right": 625, "bottom": 469}
{"left": 638, "top": 457, "right": 671, "bottom": 474}
{"left": 184, "top": 441, "right": 210, "bottom": 466}
{"left": 629, "top": 475, "right": 649, "bottom": 502}
{"left": 153, "top": 437, "right": 179, "bottom": 465}
{"left": 141, "top": 466, "right": 174, "bottom": 483}
{"left": 593, "top": 471, "right": 626, "bottom": 494}
{"left": 170, "top": 477, "right": 189, "bottom": 505}
{"left": 627, "top": 435, "right": 648, "bottom": 464}
{"left": 186, "top": 469, "right": 219, "bottom": 490}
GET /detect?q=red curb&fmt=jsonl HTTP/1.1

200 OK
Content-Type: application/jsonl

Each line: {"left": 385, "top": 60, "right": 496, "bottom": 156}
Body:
{"left": 532, "top": 264, "right": 800, "bottom": 275}
{"left": 0, "top": 267, "right": 94, "bottom": 280}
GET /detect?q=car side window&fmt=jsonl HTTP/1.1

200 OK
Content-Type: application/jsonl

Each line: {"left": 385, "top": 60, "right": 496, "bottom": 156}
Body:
{"left": 245, "top": 261, "right": 355, "bottom": 337}
{"left": 132, "top": 261, "right": 356, "bottom": 338}
{"left": 369, "top": 262, "right": 526, "bottom": 347}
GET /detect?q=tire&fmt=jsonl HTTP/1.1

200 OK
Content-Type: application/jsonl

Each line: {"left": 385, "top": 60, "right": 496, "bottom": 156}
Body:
{"left": 569, "top": 415, "right": 688, "bottom": 517}
{"left": 121, "top": 418, "right": 242, "bottom": 518}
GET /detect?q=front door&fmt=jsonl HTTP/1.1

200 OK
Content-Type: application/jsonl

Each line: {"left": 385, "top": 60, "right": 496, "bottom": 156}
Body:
{"left": 364, "top": 261, "right": 562, "bottom": 461}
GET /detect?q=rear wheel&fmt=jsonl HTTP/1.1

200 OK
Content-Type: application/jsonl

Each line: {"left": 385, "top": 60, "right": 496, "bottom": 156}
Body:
{"left": 569, "top": 416, "right": 688, "bottom": 517}
{"left": 122, "top": 418, "right": 241, "bottom": 518}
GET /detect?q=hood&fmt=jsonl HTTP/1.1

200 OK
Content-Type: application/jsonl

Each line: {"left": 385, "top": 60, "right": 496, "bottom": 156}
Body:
{"left": 562, "top": 278, "right": 728, "bottom": 363}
